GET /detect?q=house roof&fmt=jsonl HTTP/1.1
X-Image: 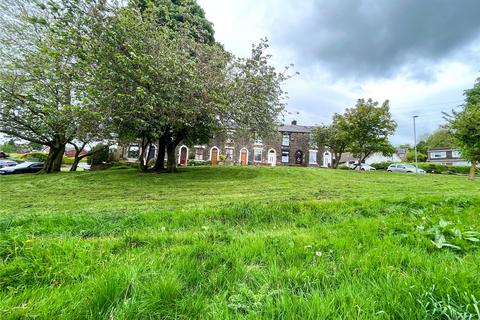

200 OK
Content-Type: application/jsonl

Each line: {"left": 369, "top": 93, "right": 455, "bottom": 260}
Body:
{"left": 278, "top": 124, "right": 313, "bottom": 133}
{"left": 427, "top": 147, "right": 456, "bottom": 152}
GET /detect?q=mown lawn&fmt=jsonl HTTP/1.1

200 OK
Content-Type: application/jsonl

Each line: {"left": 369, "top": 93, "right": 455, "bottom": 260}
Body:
{"left": 0, "top": 166, "right": 479, "bottom": 319}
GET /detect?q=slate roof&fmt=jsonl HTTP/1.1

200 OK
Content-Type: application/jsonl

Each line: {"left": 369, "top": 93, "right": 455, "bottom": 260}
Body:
{"left": 278, "top": 124, "right": 313, "bottom": 133}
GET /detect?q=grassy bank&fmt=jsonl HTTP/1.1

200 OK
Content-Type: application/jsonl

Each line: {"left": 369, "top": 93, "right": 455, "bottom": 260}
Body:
{"left": 1, "top": 167, "right": 479, "bottom": 319}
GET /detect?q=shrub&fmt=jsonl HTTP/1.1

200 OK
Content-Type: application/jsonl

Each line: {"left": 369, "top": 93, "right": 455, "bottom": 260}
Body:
{"left": 187, "top": 160, "right": 211, "bottom": 167}
{"left": 338, "top": 164, "right": 349, "bottom": 170}
{"left": 87, "top": 144, "right": 109, "bottom": 165}
{"left": 21, "top": 152, "right": 49, "bottom": 162}
{"left": 370, "top": 162, "right": 394, "bottom": 170}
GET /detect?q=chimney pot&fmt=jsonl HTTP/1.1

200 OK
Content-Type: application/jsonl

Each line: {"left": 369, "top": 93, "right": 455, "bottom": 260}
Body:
{"left": 291, "top": 120, "right": 297, "bottom": 125}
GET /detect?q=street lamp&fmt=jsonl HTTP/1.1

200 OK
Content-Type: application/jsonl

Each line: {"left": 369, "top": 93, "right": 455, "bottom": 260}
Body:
{"left": 413, "top": 115, "right": 419, "bottom": 173}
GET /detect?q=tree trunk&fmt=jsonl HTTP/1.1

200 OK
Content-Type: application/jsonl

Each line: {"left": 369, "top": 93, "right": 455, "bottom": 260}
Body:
{"left": 154, "top": 135, "right": 167, "bottom": 171}
{"left": 138, "top": 136, "right": 150, "bottom": 172}
{"left": 333, "top": 152, "right": 340, "bottom": 169}
{"left": 469, "top": 161, "right": 477, "bottom": 180}
{"left": 41, "top": 143, "right": 65, "bottom": 173}
{"left": 166, "top": 140, "right": 177, "bottom": 173}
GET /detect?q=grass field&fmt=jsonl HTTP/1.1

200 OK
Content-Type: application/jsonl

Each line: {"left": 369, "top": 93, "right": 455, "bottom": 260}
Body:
{"left": 1, "top": 166, "right": 479, "bottom": 319}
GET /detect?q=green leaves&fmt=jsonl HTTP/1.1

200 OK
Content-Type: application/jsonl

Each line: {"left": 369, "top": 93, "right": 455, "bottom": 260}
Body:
{"left": 416, "top": 218, "right": 480, "bottom": 251}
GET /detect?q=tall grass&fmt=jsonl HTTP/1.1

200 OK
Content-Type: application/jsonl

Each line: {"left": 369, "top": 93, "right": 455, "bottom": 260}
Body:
{"left": 0, "top": 167, "right": 479, "bottom": 318}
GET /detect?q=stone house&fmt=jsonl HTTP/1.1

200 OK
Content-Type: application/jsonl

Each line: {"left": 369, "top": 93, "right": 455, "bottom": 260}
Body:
{"left": 181, "top": 120, "right": 323, "bottom": 166}
{"left": 113, "top": 120, "right": 324, "bottom": 167}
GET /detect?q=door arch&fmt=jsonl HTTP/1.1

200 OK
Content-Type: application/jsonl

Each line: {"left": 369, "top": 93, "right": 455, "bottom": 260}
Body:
{"left": 267, "top": 149, "right": 277, "bottom": 166}
{"left": 178, "top": 146, "right": 189, "bottom": 166}
{"left": 210, "top": 147, "right": 219, "bottom": 165}
{"left": 295, "top": 150, "right": 304, "bottom": 165}
{"left": 240, "top": 148, "right": 248, "bottom": 166}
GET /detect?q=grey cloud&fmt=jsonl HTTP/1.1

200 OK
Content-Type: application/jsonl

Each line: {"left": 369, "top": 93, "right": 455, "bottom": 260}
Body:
{"left": 272, "top": 0, "right": 480, "bottom": 79}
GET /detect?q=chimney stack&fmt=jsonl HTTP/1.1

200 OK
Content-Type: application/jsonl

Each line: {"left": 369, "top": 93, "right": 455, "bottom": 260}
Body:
{"left": 291, "top": 120, "right": 297, "bottom": 125}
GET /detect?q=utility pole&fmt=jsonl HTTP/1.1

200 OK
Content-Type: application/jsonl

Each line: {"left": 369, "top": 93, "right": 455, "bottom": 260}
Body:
{"left": 413, "top": 115, "right": 419, "bottom": 173}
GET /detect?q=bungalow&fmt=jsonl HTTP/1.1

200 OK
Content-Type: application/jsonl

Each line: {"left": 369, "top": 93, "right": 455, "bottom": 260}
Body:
{"left": 427, "top": 148, "right": 470, "bottom": 166}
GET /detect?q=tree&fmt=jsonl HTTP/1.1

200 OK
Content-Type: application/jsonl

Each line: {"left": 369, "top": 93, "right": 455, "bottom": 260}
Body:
{"left": 405, "top": 149, "right": 427, "bottom": 162}
{"left": 134, "top": 0, "right": 215, "bottom": 44}
{"left": 0, "top": 139, "right": 16, "bottom": 153}
{"left": 312, "top": 114, "right": 350, "bottom": 169}
{"left": 94, "top": 4, "right": 290, "bottom": 173}
{"left": 425, "top": 129, "right": 455, "bottom": 149}
{"left": 446, "top": 79, "right": 480, "bottom": 180}
{"left": 0, "top": 0, "right": 108, "bottom": 173}
{"left": 343, "top": 99, "right": 397, "bottom": 167}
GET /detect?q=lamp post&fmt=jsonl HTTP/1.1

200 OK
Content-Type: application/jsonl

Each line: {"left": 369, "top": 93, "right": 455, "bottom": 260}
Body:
{"left": 413, "top": 115, "right": 419, "bottom": 173}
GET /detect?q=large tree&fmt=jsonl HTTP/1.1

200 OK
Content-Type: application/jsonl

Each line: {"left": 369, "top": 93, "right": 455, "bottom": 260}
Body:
{"left": 95, "top": 4, "right": 290, "bottom": 173}
{"left": 312, "top": 114, "right": 350, "bottom": 169}
{"left": 0, "top": 0, "right": 108, "bottom": 173}
{"left": 425, "top": 128, "right": 456, "bottom": 149}
{"left": 343, "top": 98, "right": 397, "bottom": 167}
{"left": 446, "top": 79, "right": 480, "bottom": 180}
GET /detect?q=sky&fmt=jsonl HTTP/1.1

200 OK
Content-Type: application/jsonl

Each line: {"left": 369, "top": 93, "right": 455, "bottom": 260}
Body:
{"left": 197, "top": 0, "right": 480, "bottom": 145}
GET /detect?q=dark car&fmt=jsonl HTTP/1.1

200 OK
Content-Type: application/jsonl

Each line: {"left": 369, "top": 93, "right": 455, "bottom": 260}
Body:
{"left": 0, "top": 160, "right": 18, "bottom": 168}
{"left": 0, "top": 162, "right": 44, "bottom": 175}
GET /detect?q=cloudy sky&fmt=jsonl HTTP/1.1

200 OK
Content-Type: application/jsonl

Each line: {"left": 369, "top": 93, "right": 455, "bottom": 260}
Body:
{"left": 198, "top": 0, "right": 480, "bottom": 145}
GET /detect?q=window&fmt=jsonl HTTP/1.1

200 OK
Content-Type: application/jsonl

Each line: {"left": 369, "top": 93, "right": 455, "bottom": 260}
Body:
{"left": 309, "top": 150, "right": 317, "bottom": 164}
{"left": 282, "top": 151, "right": 289, "bottom": 163}
{"left": 254, "top": 132, "right": 262, "bottom": 145}
{"left": 452, "top": 150, "right": 461, "bottom": 158}
{"left": 431, "top": 151, "right": 446, "bottom": 158}
{"left": 225, "top": 148, "right": 234, "bottom": 161}
{"left": 195, "top": 148, "right": 204, "bottom": 161}
{"left": 128, "top": 145, "right": 139, "bottom": 159}
{"left": 282, "top": 133, "right": 290, "bottom": 146}
{"left": 309, "top": 134, "right": 317, "bottom": 149}
{"left": 254, "top": 148, "right": 262, "bottom": 162}
{"left": 226, "top": 131, "right": 234, "bottom": 144}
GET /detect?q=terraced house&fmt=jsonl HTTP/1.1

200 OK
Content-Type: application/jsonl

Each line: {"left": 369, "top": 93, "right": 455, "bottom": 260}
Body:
{"left": 185, "top": 121, "right": 322, "bottom": 167}
{"left": 116, "top": 121, "right": 325, "bottom": 167}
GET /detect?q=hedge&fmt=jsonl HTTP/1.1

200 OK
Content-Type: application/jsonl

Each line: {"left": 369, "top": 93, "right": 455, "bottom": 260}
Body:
{"left": 20, "top": 152, "right": 87, "bottom": 164}
{"left": 370, "top": 162, "right": 473, "bottom": 175}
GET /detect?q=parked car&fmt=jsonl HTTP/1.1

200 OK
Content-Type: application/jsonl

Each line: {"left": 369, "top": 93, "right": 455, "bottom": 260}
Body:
{"left": 0, "top": 162, "right": 44, "bottom": 175}
{"left": 349, "top": 163, "right": 376, "bottom": 171}
{"left": 0, "top": 160, "right": 18, "bottom": 168}
{"left": 387, "top": 163, "right": 426, "bottom": 174}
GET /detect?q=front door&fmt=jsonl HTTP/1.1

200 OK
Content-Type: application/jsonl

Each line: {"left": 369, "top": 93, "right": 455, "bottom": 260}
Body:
{"left": 268, "top": 150, "right": 276, "bottom": 166}
{"left": 211, "top": 148, "right": 218, "bottom": 165}
{"left": 241, "top": 149, "right": 247, "bottom": 166}
{"left": 295, "top": 150, "right": 303, "bottom": 165}
{"left": 180, "top": 147, "right": 187, "bottom": 166}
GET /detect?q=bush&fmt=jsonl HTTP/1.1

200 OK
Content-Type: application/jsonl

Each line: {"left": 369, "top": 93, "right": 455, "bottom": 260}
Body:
{"left": 187, "top": 160, "right": 211, "bottom": 166}
{"left": 338, "top": 164, "right": 349, "bottom": 170}
{"left": 87, "top": 144, "right": 109, "bottom": 165}
{"left": 370, "top": 162, "right": 394, "bottom": 170}
{"left": 21, "top": 152, "right": 49, "bottom": 162}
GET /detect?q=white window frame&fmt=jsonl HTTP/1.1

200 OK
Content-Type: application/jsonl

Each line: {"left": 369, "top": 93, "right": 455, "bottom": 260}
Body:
{"left": 452, "top": 150, "right": 461, "bottom": 158}
{"left": 225, "top": 147, "right": 234, "bottom": 161}
{"left": 309, "top": 150, "right": 318, "bottom": 165}
{"left": 254, "top": 132, "right": 263, "bottom": 145}
{"left": 281, "top": 150, "right": 289, "bottom": 163}
{"left": 431, "top": 152, "right": 446, "bottom": 159}
{"left": 282, "top": 133, "right": 290, "bottom": 146}
{"left": 253, "top": 148, "right": 263, "bottom": 162}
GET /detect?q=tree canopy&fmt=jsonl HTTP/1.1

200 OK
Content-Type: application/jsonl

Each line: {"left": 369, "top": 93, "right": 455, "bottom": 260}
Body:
{"left": 343, "top": 99, "right": 397, "bottom": 166}
{"left": 446, "top": 79, "right": 480, "bottom": 179}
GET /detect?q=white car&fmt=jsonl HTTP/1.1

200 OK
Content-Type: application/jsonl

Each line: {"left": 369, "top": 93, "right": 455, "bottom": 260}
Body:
{"left": 387, "top": 163, "right": 426, "bottom": 174}
{"left": 349, "top": 163, "right": 376, "bottom": 171}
